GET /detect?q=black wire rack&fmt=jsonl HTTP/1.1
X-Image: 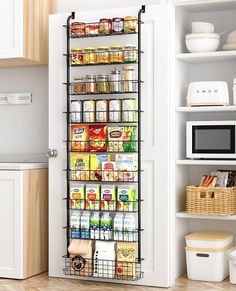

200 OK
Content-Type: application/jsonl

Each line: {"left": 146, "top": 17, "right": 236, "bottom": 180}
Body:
{"left": 64, "top": 6, "right": 145, "bottom": 281}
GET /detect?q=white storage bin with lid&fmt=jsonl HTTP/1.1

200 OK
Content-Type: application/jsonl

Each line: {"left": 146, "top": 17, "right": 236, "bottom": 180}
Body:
{"left": 185, "top": 231, "right": 234, "bottom": 282}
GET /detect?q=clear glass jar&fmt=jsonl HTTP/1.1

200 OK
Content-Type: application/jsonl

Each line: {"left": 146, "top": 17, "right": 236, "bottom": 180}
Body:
{"left": 96, "top": 46, "right": 109, "bottom": 64}
{"left": 110, "top": 68, "right": 121, "bottom": 93}
{"left": 73, "top": 76, "right": 85, "bottom": 94}
{"left": 109, "top": 45, "right": 123, "bottom": 63}
{"left": 123, "top": 65, "right": 136, "bottom": 92}
{"left": 112, "top": 18, "right": 124, "bottom": 33}
{"left": 124, "top": 16, "right": 138, "bottom": 33}
{"left": 84, "top": 47, "right": 96, "bottom": 64}
{"left": 85, "top": 74, "right": 97, "bottom": 93}
{"left": 99, "top": 18, "right": 112, "bottom": 34}
{"left": 123, "top": 45, "right": 137, "bottom": 63}
{"left": 70, "top": 48, "right": 84, "bottom": 65}
{"left": 98, "top": 74, "right": 109, "bottom": 93}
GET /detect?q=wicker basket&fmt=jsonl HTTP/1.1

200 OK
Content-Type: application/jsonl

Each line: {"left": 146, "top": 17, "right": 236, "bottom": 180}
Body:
{"left": 186, "top": 185, "right": 236, "bottom": 216}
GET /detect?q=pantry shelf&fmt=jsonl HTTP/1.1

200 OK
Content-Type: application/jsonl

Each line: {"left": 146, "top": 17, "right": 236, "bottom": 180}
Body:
{"left": 176, "top": 106, "right": 236, "bottom": 113}
{"left": 70, "top": 31, "right": 139, "bottom": 39}
{"left": 70, "top": 61, "right": 139, "bottom": 67}
{"left": 176, "top": 159, "right": 236, "bottom": 165}
{"left": 68, "top": 180, "right": 139, "bottom": 184}
{"left": 69, "top": 122, "right": 139, "bottom": 125}
{"left": 176, "top": 211, "right": 236, "bottom": 220}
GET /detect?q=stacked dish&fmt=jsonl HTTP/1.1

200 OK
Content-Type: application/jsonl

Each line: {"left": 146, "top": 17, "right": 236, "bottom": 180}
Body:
{"left": 186, "top": 22, "right": 220, "bottom": 53}
{"left": 223, "top": 31, "right": 236, "bottom": 50}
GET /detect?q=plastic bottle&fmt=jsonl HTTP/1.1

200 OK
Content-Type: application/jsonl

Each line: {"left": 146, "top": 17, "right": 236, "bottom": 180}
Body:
{"left": 123, "top": 213, "right": 136, "bottom": 241}
{"left": 70, "top": 211, "right": 81, "bottom": 239}
{"left": 113, "top": 213, "right": 124, "bottom": 241}
{"left": 100, "top": 212, "right": 112, "bottom": 240}
{"left": 90, "top": 212, "right": 100, "bottom": 239}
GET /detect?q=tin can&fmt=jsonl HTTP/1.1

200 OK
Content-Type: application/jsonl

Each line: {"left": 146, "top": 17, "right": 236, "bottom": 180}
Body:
{"left": 112, "top": 17, "right": 124, "bottom": 33}
{"left": 109, "top": 99, "right": 121, "bottom": 122}
{"left": 83, "top": 100, "right": 96, "bottom": 122}
{"left": 96, "top": 100, "right": 108, "bottom": 122}
{"left": 122, "top": 98, "right": 136, "bottom": 122}
{"left": 70, "top": 100, "right": 82, "bottom": 123}
{"left": 99, "top": 18, "right": 112, "bottom": 34}
{"left": 85, "top": 24, "right": 99, "bottom": 36}
{"left": 71, "top": 22, "right": 85, "bottom": 36}
{"left": 70, "top": 48, "right": 84, "bottom": 65}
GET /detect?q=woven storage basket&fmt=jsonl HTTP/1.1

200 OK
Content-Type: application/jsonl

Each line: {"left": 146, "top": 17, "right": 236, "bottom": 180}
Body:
{"left": 186, "top": 185, "right": 236, "bottom": 216}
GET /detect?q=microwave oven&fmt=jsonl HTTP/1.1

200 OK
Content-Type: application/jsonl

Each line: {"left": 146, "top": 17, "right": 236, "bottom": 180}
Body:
{"left": 186, "top": 121, "right": 236, "bottom": 159}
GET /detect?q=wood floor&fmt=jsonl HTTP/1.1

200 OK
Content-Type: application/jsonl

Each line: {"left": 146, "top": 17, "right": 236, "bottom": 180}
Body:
{"left": 0, "top": 273, "right": 236, "bottom": 291}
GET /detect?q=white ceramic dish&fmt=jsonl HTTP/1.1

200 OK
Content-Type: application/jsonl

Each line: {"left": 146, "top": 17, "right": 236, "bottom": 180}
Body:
{"left": 186, "top": 33, "right": 220, "bottom": 53}
{"left": 192, "top": 22, "right": 214, "bottom": 33}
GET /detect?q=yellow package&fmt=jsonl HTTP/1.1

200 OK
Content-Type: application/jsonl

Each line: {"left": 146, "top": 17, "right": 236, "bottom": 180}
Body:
{"left": 70, "top": 153, "right": 90, "bottom": 181}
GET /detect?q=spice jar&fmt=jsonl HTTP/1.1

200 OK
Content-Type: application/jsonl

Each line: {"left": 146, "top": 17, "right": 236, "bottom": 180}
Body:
{"left": 70, "top": 48, "right": 84, "bottom": 65}
{"left": 98, "top": 74, "right": 109, "bottom": 93}
{"left": 110, "top": 68, "right": 122, "bottom": 93}
{"left": 73, "top": 76, "right": 85, "bottom": 94}
{"left": 85, "top": 74, "right": 97, "bottom": 93}
{"left": 96, "top": 46, "right": 109, "bottom": 64}
{"left": 123, "top": 45, "right": 137, "bottom": 63}
{"left": 112, "top": 18, "right": 124, "bottom": 33}
{"left": 84, "top": 47, "right": 96, "bottom": 64}
{"left": 71, "top": 22, "right": 85, "bottom": 36}
{"left": 109, "top": 45, "right": 123, "bottom": 63}
{"left": 123, "top": 65, "right": 136, "bottom": 92}
{"left": 124, "top": 16, "right": 138, "bottom": 33}
{"left": 99, "top": 18, "right": 112, "bottom": 34}
{"left": 85, "top": 24, "right": 99, "bottom": 36}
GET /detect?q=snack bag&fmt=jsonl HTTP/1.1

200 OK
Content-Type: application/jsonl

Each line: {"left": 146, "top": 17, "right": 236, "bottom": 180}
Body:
{"left": 71, "top": 125, "right": 89, "bottom": 152}
{"left": 107, "top": 127, "right": 124, "bottom": 152}
{"left": 90, "top": 154, "right": 110, "bottom": 181}
{"left": 116, "top": 242, "right": 136, "bottom": 278}
{"left": 123, "top": 126, "right": 137, "bottom": 152}
{"left": 70, "top": 153, "right": 90, "bottom": 181}
{"left": 70, "top": 185, "right": 85, "bottom": 209}
{"left": 89, "top": 125, "right": 107, "bottom": 152}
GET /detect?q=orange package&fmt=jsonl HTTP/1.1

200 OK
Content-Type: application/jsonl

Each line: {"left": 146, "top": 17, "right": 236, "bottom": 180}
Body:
{"left": 71, "top": 125, "right": 89, "bottom": 152}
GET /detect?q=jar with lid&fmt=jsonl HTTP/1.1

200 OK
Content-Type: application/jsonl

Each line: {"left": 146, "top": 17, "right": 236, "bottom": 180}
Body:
{"left": 109, "top": 45, "right": 123, "bottom": 63}
{"left": 85, "top": 24, "right": 99, "bottom": 36}
{"left": 112, "top": 18, "right": 124, "bottom": 33}
{"left": 99, "top": 18, "right": 112, "bottom": 34}
{"left": 71, "top": 22, "right": 85, "bottom": 36}
{"left": 110, "top": 68, "right": 122, "bottom": 93}
{"left": 98, "top": 75, "right": 109, "bottom": 93}
{"left": 123, "top": 45, "right": 137, "bottom": 63}
{"left": 124, "top": 16, "right": 138, "bottom": 33}
{"left": 70, "top": 48, "right": 84, "bottom": 65}
{"left": 96, "top": 46, "right": 109, "bottom": 64}
{"left": 71, "top": 100, "right": 82, "bottom": 123}
{"left": 85, "top": 74, "right": 97, "bottom": 93}
{"left": 84, "top": 47, "right": 96, "bottom": 64}
{"left": 123, "top": 65, "right": 136, "bottom": 92}
{"left": 73, "top": 76, "right": 85, "bottom": 94}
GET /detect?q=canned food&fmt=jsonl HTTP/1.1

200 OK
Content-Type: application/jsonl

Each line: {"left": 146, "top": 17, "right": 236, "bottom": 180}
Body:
{"left": 84, "top": 47, "right": 96, "bottom": 64}
{"left": 110, "top": 45, "right": 123, "bottom": 63}
{"left": 99, "top": 18, "right": 112, "bottom": 34}
{"left": 73, "top": 76, "right": 85, "bottom": 94}
{"left": 97, "top": 74, "right": 109, "bottom": 93}
{"left": 71, "top": 22, "right": 85, "bottom": 36}
{"left": 70, "top": 48, "right": 84, "bottom": 65}
{"left": 124, "top": 16, "right": 138, "bottom": 33}
{"left": 85, "top": 24, "right": 99, "bottom": 35}
{"left": 85, "top": 74, "right": 97, "bottom": 93}
{"left": 96, "top": 46, "right": 109, "bottom": 64}
{"left": 96, "top": 100, "right": 108, "bottom": 122}
{"left": 109, "top": 99, "right": 121, "bottom": 122}
{"left": 70, "top": 100, "right": 82, "bottom": 123}
{"left": 112, "top": 17, "right": 124, "bottom": 33}
{"left": 83, "top": 100, "right": 96, "bottom": 122}
{"left": 123, "top": 45, "right": 137, "bottom": 62}
{"left": 122, "top": 98, "right": 136, "bottom": 122}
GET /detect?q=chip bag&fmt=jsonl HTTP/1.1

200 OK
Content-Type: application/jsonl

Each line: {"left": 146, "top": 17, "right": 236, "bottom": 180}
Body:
{"left": 89, "top": 125, "right": 107, "bottom": 152}
{"left": 71, "top": 125, "right": 89, "bottom": 152}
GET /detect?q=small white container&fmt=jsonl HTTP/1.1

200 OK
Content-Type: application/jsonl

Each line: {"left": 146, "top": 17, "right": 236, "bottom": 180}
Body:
{"left": 233, "top": 78, "right": 236, "bottom": 105}
{"left": 227, "top": 247, "right": 236, "bottom": 284}
{"left": 186, "top": 33, "right": 220, "bottom": 53}
{"left": 192, "top": 22, "right": 214, "bottom": 33}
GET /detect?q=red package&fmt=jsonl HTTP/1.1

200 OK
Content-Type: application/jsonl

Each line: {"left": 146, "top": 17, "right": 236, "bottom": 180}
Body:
{"left": 89, "top": 125, "right": 107, "bottom": 152}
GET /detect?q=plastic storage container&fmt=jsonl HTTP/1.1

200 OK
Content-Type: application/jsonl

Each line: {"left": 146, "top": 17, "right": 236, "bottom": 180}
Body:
{"left": 185, "top": 231, "right": 233, "bottom": 282}
{"left": 227, "top": 247, "right": 236, "bottom": 284}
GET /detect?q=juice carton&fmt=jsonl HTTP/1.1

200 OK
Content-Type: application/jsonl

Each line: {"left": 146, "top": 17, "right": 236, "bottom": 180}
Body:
{"left": 100, "top": 212, "right": 112, "bottom": 240}
{"left": 70, "top": 185, "right": 85, "bottom": 209}
{"left": 90, "top": 154, "right": 110, "bottom": 181}
{"left": 85, "top": 184, "right": 100, "bottom": 210}
{"left": 100, "top": 185, "right": 116, "bottom": 211}
{"left": 90, "top": 212, "right": 100, "bottom": 240}
{"left": 123, "top": 213, "right": 136, "bottom": 242}
{"left": 70, "top": 211, "right": 81, "bottom": 239}
{"left": 113, "top": 213, "right": 124, "bottom": 241}
{"left": 117, "top": 185, "right": 137, "bottom": 211}
{"left": 80, "top": 212, "right": 91, "bottom": 239}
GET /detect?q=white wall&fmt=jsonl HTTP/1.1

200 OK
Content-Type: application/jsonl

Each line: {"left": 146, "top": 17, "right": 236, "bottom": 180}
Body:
{"left": 0, "top": 66, "right": 48, "bottom": 154}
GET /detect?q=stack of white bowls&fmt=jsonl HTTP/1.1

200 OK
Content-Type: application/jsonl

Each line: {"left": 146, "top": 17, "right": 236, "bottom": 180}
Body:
{"left": 186, "top": 22, "right": 220, "bottom": 53}
{"left": 223, "top": 31, "right": 236, "bottom": 50}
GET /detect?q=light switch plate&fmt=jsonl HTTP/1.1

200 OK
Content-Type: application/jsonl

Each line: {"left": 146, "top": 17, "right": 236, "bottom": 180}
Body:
{"left": 0, "top": 93, "right": 32, "bottom": 105}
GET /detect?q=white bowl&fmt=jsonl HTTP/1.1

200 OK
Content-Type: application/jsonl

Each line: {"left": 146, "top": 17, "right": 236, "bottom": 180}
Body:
{"left": 186, "top": 33, "right": 220, "bottom": 53}
{"left": 192, "top": 22, "right": 214, "bottom": 33}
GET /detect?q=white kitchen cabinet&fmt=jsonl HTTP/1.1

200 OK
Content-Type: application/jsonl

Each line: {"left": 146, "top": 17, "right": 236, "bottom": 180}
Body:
{"left": 0, "top": 0, "right": 54, "bottom": 67}
{"left": 0, "top": 167, "right": 48, "bottom": 279}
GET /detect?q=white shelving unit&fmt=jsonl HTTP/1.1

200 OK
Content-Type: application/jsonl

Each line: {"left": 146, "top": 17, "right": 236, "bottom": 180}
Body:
{"left": 176, "top": 211, "right": 236, "bottom": 221}
{"left": 176, "top": 106, "right": 236, "bottom": 113}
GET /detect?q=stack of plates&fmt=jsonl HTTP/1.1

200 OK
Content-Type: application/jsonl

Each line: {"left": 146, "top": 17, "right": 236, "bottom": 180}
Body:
{"left": 223, "top": 31, "right": 236, "bottom": 50}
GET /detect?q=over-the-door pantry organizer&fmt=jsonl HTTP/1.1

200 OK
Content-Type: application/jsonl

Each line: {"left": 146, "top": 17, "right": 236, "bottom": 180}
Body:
{"left": 63, "top": 7, "right": 145, "bottom": 281}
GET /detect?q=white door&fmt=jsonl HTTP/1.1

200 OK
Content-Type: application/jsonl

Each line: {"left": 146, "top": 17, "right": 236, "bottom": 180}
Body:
{"left": 48, "top": 4, "right": 172, "bottom": 287}
{"left": 0, "top": 171, "right": 23, "bottom": 278}
{"left": 0, "top": 0, "right": 23, "bottom": 58}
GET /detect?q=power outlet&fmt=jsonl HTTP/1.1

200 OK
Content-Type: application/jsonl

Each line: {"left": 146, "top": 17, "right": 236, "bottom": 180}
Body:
{"left": 0, "top": 93, "right": 32, "bottom": 105}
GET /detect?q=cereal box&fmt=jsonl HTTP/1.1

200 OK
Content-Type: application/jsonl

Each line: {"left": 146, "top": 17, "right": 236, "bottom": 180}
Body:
{"left": 102, "top": 161, "right": 118, "bottom": 182}
{"left": 116, "top": 154, "right": 138, "bottom": 182}
{"left": 71, "top": 125, "right": 89, "bottom": 152}
{"left": 100, "top": 185, "right": 116, "bottom": 210}
{"left": 90, "top": 154, "right": 110, "bottom": 181}
{"left": 107, "top": 126, "right": 137, "bottom": 152}
{"left": 70, "top": 153, "right": 90, "bottom": 181}
{"left": 70, "top": 185, "right": 85, "bottom": 209}
{"left": 85, "top": 184, "right": 100, "bottom": 210}
{"left": 89, "top": 125, "right": 107, "bottom": 152}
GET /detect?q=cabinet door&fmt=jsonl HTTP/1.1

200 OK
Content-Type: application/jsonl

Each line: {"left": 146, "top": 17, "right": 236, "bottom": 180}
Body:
{"left": 0, "top": 0, "right": 23, "bottom": 58}
{"left": 0, "top": 171, "right": 23, "bottom": 278}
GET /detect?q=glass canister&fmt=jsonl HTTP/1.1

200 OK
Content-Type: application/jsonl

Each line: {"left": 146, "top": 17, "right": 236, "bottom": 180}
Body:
{"left": 84, "top": 47, "right": 96, "bottom": 64}
{"left": 99, "top": 18, "right": 112, "bottom": 34}
{"left": 70, "top": 100, "right": 82, "bottom": 123}
{"left": 124, "top": 16, "right": 138, "bottom": 33}
{"left": 109, "top": 45, "right": 123, "bottom": 63}
{"left": 98, "top": 74, "right": 109, "bottom": 93}
{"left": 96, "top": 100, "right": 108, "bottom": 122}
{"left": 123, "top": 45, "right": 137, "bottom": 63}
{"left": 109, "top": 99, "right": 121, "bottom": 122}
{"left": 85, "top": 74, "right": 97, "bottom": 93}
{"left": 71, "top": 22, "right": 85, "bottom": 36}
{"left": 83, "top": 100, "right": 96, "bottom": 122}
{"left": 70, "top": 48, "right": 84, "bottom": 65}
{"left": 96, "top": 46, "right": 109, "bottom": 64}
{"left": 110, "top": 68, "right": 122, "bottom": 93}
{"left": 112, "top": 17, "right": 124, "bottom": 33}
{"left": 73, "top": 76, "right": 85, "bottom": 94}
{"left": 123, "top": 65, "right": 136, "bottom": 92}
{"left": 122, "top": 98, "right": 136, "bottom": 122}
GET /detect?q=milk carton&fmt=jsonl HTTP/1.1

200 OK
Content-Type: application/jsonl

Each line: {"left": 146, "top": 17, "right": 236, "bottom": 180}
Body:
{"left": 70, "top": 211, "right": 81, "bottom": 238}
{"left": 70, "top": 185, "right": 85, "bottom": 209}
{"left": 90, "top": 212, "right": 100, "bottom": 240}
{"left": 100, "top": 185, "right": 116, "bottom": 211}
{"left": 113, "top": 213, "right": 124, "bottom": 241}
{"left": 117, "top": 185, "right": 136, "bottom": 211}
{"left": 123, "top": 213, "right": 136, "bottom": 242}
{"left": 100, "top": 212, "right": 112, "bottom": 240}
{"left": 80, "top": 212, "right": 91, "bottom": 239}
{"left": 85, "top": 184, "right": 100, "bottom": 210}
